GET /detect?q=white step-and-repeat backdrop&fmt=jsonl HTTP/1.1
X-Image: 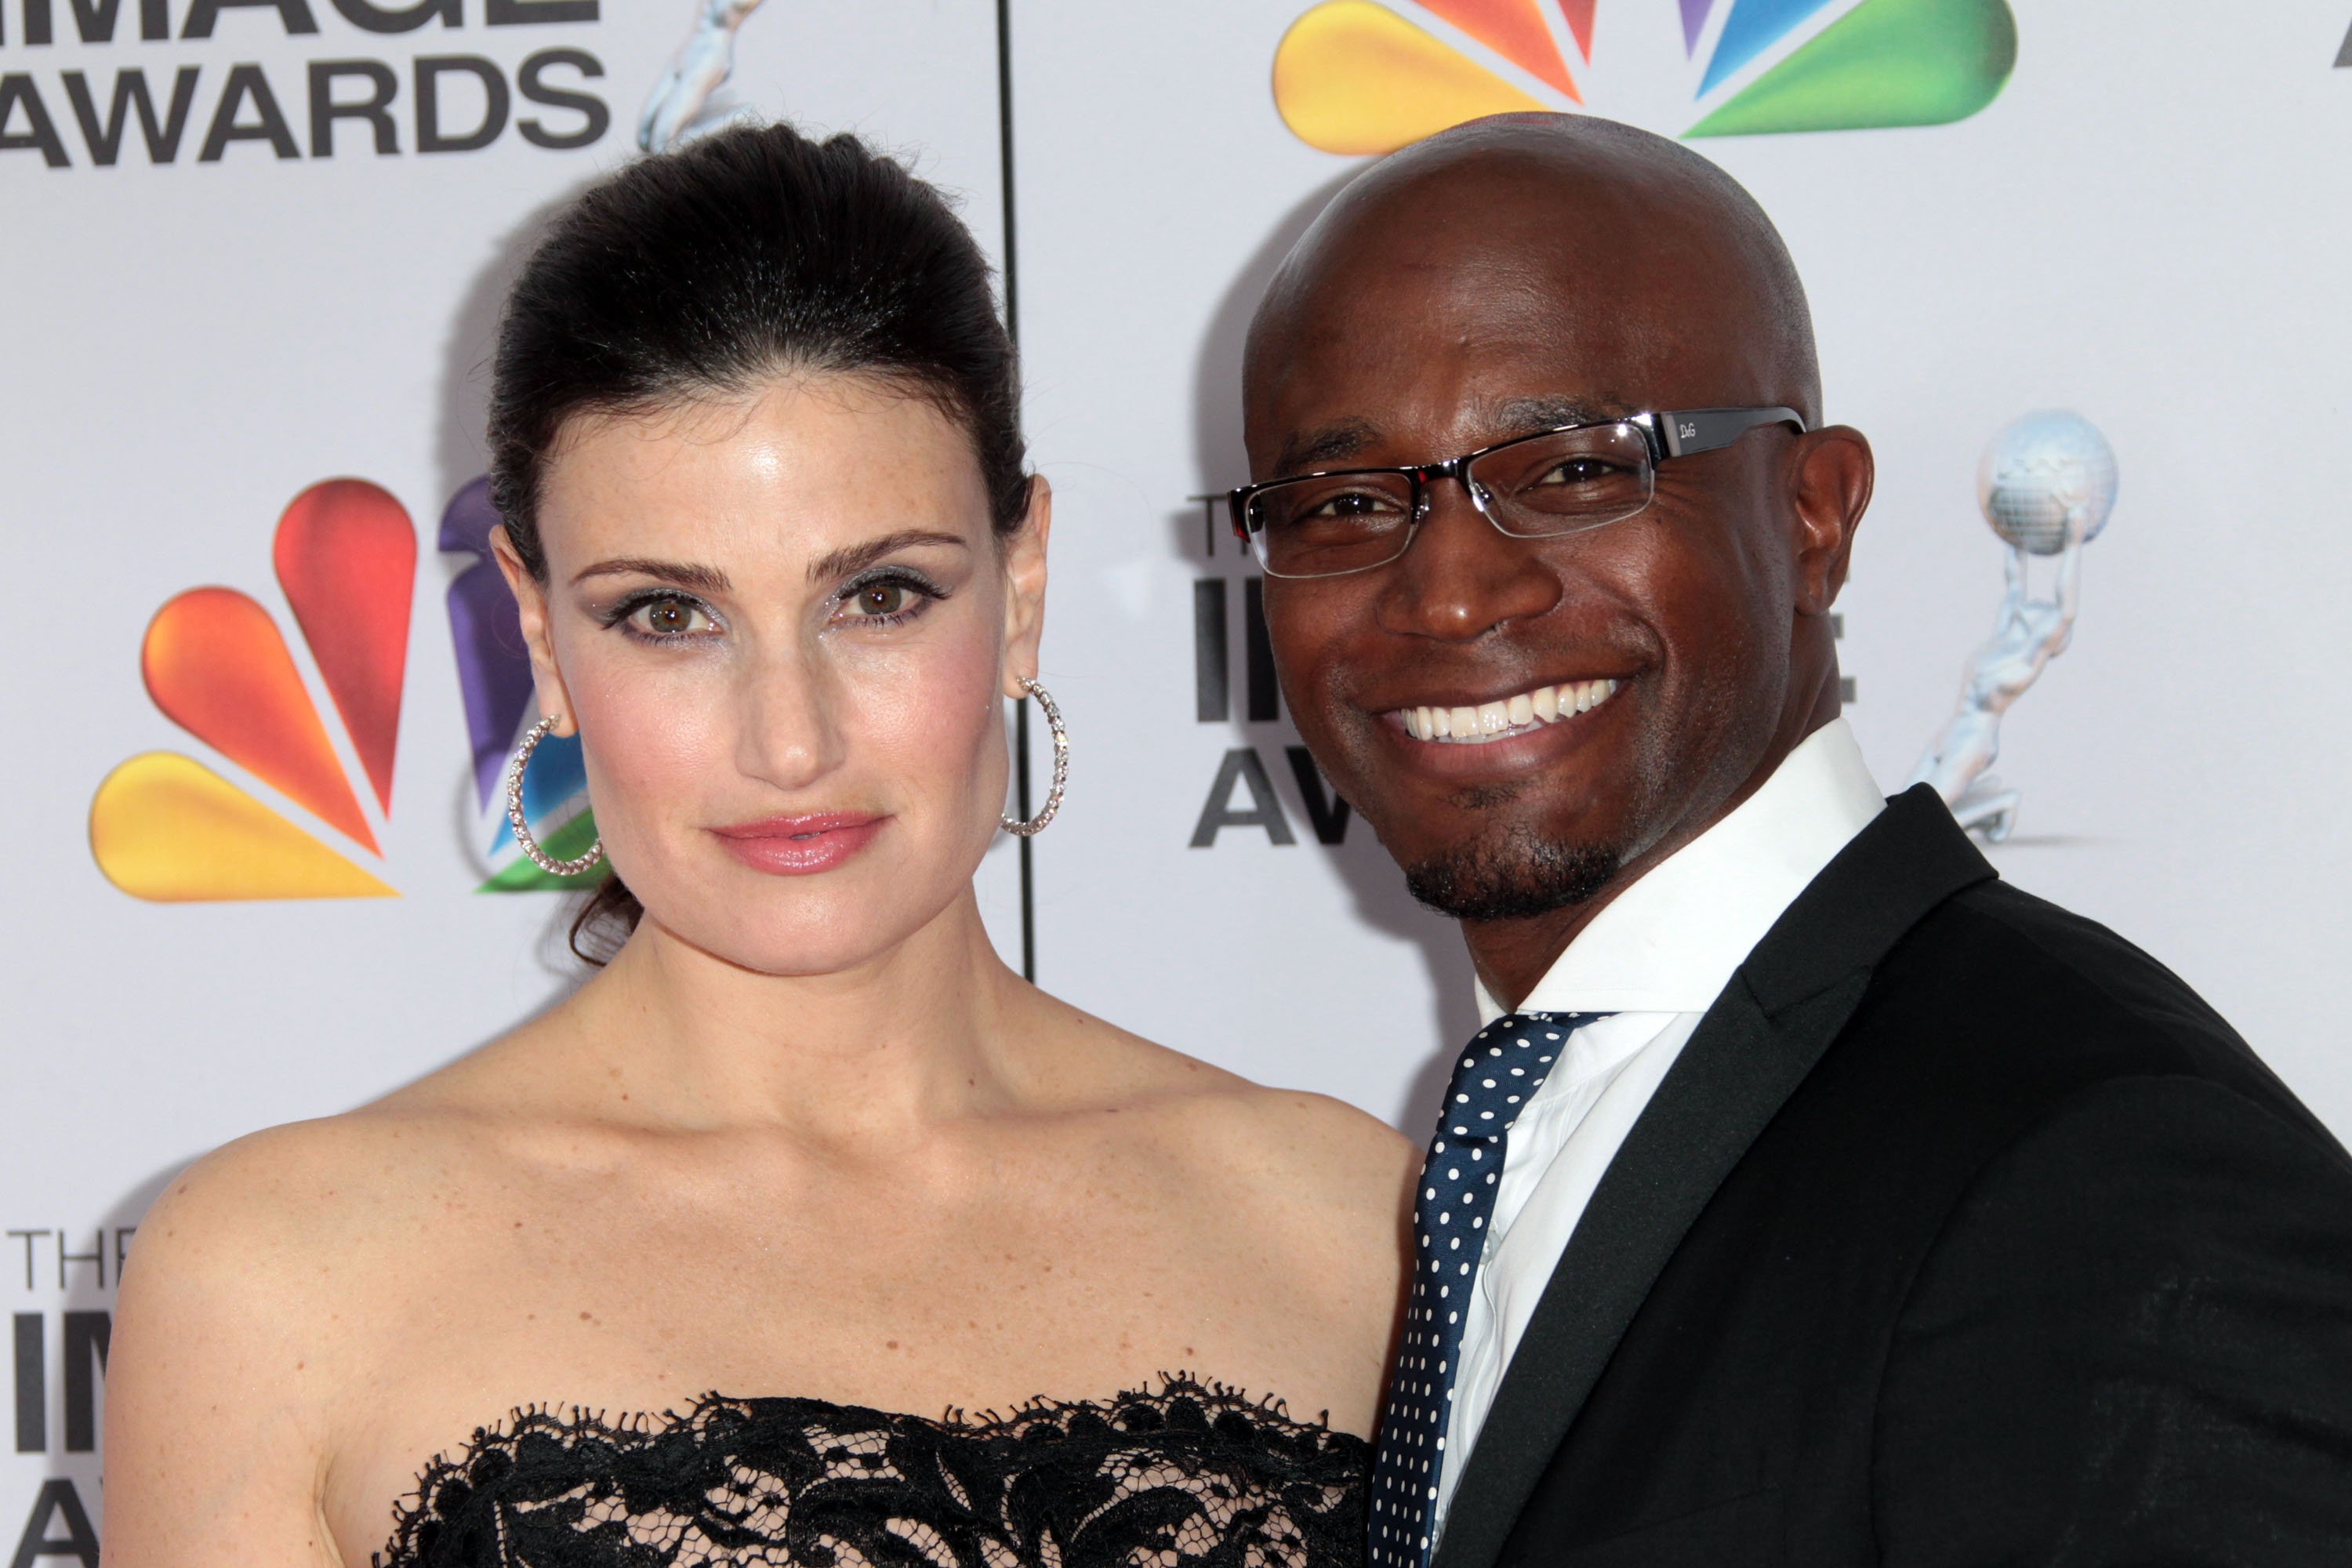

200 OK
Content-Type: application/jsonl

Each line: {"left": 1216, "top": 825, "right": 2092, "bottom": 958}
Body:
{"left": 5, "top": 0, "right": 2350, "bottom": 1553}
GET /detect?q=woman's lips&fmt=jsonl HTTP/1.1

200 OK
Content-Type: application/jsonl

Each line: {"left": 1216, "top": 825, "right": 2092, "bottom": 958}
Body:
{"left": 709, "top": 813, "right": 887, "bottom": 875}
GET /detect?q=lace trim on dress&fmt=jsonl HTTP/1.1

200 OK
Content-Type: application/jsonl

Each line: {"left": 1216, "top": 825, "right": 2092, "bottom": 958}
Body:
{"left": 376, "top": 1374, "right": 1371, "bottom": 1568}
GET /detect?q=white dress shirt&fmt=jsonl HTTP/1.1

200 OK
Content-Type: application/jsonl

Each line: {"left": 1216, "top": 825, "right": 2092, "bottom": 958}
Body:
{"left": 1428, "top": 719, "right": 1887, "bottom": 1533}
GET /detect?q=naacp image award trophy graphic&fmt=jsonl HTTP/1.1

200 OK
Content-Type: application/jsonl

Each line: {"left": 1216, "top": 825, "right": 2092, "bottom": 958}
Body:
{"left": 1908, "top": 411, "right": 2118, "bottom": 843}
{"left": 641, "top": 0, "right": 770, "bottom": 152}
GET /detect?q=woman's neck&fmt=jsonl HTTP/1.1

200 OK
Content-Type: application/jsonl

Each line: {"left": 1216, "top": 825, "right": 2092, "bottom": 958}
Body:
{"left": 550, "top": 887, "right": 1037, "bottom": 1143}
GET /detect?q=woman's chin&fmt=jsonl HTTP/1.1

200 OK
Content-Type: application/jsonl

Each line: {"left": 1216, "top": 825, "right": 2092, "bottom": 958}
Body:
{"left": 634, "top": 894, "right": 967, "bottom": 981}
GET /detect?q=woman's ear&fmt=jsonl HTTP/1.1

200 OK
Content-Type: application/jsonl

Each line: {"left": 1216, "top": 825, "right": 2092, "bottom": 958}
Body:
{"left": 490, "top": 524, "right": 579, "bottom": 735}
{"left": 1000, "top": 475, "right": 1051, "bottom": 699}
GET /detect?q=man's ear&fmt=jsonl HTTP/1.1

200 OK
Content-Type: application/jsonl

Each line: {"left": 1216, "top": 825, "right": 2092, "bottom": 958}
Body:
{"left": 1788, "top": 425, "right": 1873, "bottom": 615}
{"left": 1000, "top": 475, "right": 1051, "bottom": 697}
{"left": 490, "top": 524, "right": 579, "bottom": 734}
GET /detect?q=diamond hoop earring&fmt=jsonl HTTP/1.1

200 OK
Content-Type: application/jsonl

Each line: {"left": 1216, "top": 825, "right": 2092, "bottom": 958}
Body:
{"left": 505, "top": 715, "right": 605, "bottom": 877}
{"left": 1000, "top": 677, "right": 1068, "bottom": 837}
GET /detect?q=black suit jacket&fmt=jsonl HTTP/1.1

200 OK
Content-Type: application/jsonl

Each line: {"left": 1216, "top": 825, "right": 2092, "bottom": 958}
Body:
{"left": 1432, "top": 786, "right": 2352, "bottom": 1568}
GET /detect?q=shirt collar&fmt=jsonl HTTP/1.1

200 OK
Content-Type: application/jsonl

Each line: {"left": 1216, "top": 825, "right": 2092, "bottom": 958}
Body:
{"left": 1474, "top": 718, "right": 1886, "bottom": 1022}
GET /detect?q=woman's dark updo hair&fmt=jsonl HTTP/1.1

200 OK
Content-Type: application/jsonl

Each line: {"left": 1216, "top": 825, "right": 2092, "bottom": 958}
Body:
{"left": 485, "top": 122, "right": 1028, "bottom": 960}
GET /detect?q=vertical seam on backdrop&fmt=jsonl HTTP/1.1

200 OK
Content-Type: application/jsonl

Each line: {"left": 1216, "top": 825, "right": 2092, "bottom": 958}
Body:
{"left": 996, "top": 0, "right": 1036, "bottom": 983}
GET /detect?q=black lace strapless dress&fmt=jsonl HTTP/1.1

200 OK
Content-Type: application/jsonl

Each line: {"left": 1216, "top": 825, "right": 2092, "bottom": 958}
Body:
{"left": 376, "top": 1377, "right": 1370, "bottom": 1568}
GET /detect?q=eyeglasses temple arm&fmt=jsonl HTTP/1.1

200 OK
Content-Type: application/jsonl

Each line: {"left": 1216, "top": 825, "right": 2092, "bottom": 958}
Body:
{"left": 1658, "top": 407, "right": 1807, "bottom": 459}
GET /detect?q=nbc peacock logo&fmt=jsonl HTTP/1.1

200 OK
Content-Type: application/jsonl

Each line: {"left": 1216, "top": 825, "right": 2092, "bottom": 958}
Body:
{"left": 89, "top": 477, "right": 597, "bottom": 902}
{"left": 1272, "top": 0, "right": 2017, "bottom": 154}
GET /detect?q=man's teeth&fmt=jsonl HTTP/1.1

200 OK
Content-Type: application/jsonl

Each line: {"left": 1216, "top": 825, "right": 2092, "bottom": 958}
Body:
{"left": 1399, "top": 680, "right": 1620, "bottom": 743}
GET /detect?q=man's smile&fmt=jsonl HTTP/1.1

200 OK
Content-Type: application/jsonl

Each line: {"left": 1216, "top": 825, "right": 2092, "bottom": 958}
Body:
{"left": 1387, "top": 677, "right": 1621, "bottom": 746}
{"left": 1356, "top": 671, "right": 1639, "bottom": 786}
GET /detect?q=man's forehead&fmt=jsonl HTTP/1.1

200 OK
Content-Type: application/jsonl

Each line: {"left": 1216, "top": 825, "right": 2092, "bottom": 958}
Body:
{"left": 1245, "top": 117, "right": 1820, "bottom": 461}
{"left": 1269, "top": 151, "right": 1706, "bottom": 335}
{"left": 1269, "top": 392, "right": 1638, "bottom": 477}
{"left": 1247, "top": 245, "right": 1688, "bottom": 449}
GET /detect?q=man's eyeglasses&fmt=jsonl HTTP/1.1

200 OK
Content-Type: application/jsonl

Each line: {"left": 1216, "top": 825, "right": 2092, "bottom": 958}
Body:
{"left": 1227, "top": 407, "right": 1806, "bottom": 580}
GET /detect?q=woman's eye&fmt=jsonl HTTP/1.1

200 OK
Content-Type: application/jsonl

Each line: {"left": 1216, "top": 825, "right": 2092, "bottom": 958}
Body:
{"left": 627, "top": 597, "right": 713, "bottom": 638}
{"left": 849, "top": 581, "right": 909, "bottom": 618}
{"left": 838, "top": 575, "right": 941, "bottom": 623}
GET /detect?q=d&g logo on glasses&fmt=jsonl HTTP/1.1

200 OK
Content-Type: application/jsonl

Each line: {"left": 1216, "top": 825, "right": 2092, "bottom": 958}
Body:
{"left": 1272, "top": 0, "right": 2017, "bottom": 154}
{"left": 88, "top": 476, "right": 592, "bottom": 901}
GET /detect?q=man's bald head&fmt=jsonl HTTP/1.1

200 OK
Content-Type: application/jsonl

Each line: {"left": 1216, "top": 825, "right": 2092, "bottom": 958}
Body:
{"left": 1242, "top": 113, "right": 1872, "bottom": 1004}
{"left": 1245, "top": 113, "right": 1821, "bottom": 446}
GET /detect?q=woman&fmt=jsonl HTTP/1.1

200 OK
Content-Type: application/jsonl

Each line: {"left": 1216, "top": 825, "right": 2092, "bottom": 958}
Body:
{"left": 103, "top": 125, "right": 1415, "bottom": 1568}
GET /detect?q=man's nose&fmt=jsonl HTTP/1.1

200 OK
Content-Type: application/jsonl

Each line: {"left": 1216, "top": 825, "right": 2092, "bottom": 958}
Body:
{"left": 1377, "top": 476, "right": 1563, "bottom": 641}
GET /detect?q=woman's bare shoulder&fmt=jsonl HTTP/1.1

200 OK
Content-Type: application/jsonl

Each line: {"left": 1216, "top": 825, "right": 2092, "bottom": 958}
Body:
{"left": 1192, "top": 1077, "right": 1420, "bottom": 1216}
{"left": 141, "top": 1009, "right": 588, "bottom": 1261}
{"left": 126, "top": 1102, "right": 485, "bottom": 1308}
{"left": 126, "top": 1017, "right": 573, "bottom": 1308}
{"left": 1036, "top": 996, "right": 1418, "bottom": 1212}
{"left": 105, "top": 1069, "right": 566, "bottom": 1567}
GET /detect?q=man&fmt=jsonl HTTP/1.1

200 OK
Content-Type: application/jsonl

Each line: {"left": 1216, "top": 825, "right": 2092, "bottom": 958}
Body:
{"left": 1238, "top": 114, "right": 2352, "bottom": 1565}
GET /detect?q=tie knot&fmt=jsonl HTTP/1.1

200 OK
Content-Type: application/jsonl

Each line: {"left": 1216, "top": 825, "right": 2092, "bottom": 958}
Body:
{"left": 1437, "top": 1011, "right": 1611, "bottom": 1142}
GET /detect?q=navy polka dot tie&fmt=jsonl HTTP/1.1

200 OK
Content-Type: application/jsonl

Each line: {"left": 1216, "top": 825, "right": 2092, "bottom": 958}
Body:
{"left": 1367, "top": 1011, "right": 1613, "bottom": 1568}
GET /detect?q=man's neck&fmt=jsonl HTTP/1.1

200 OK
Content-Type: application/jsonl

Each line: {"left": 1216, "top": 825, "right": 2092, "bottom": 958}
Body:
{"left": 1465, "top": 689, "right": 1843, "bottom": 1010}
{"left": 1463, "top": 891, "right": 1618, "bottom": 1015}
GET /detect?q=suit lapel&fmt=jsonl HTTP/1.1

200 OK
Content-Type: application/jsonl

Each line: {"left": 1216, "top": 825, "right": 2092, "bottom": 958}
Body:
{"left": 1428, "top": 787, "right": 1994, "bottom": 1568}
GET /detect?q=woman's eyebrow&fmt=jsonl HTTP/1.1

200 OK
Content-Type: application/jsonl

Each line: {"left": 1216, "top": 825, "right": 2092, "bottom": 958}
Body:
{"left": 807, "top": 530, "right": 970, "bottom": 583}
{"left": 572, "top": 557, "right": 732, "bottom": 593}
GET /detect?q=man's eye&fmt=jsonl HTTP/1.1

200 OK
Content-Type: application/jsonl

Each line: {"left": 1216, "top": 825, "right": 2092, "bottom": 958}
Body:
{"left": 629, "top": 597, "right": 713, "bottom": 637}
{"left": 1308, "top": 490, "right": 1401, "bottom": 519}
{"left": 1537, "top": 459, "right": 1623, "bottom": 486}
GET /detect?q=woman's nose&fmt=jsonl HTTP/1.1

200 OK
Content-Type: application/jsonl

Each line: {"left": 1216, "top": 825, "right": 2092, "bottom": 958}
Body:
{"left": 731, "top": 643, "right": 843, "bottom": 792}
